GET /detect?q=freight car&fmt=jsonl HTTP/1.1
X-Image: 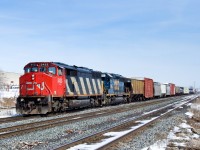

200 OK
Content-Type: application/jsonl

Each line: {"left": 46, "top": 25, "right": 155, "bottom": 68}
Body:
{"left": 161, "top": 83, "right": 167, "bottom": 97}
{"left": 183, "top": 87, "right": 189, "bottom": 94}
{"left": 165, "top": 83, "right": 171, "bottom": 96}
{"left": 154, "top": 82, "right": 161, "bottom": 98}
{"left": 130, "top": 77, "right": 154, "bottom": 101}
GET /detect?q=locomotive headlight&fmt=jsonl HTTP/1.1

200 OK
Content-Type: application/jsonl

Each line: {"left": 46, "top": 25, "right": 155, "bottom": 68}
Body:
{"left": 37, "top": 98, "right": 41, "bottom": 102}
{"left": 21, "top": 98, "right": 24, "bottom": 102}
{"left": 32, "top": 74, "right": 35, "bottom": 80}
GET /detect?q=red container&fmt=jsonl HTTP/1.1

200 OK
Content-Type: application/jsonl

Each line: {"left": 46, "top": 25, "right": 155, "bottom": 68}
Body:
{"left": 144, "top": 78, "right": 154, "bottom": 98}
{"left": 170, "top": 83, "right": 175, "bottom": 95}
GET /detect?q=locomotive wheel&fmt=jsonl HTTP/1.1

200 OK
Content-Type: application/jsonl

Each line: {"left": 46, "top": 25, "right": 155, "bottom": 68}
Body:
{"left": 105, "top": 98, "right": 111, "bottom": 106}
{"left": 90, "top": 98, "right": 95, "bottom": 108}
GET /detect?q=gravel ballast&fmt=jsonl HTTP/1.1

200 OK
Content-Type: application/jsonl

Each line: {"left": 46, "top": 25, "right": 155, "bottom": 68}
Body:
{"left": 116, "top": 104, "right": 191, "bottom": 150}
{"left": 0, "top": 95, "right": 195, "bottom": 150}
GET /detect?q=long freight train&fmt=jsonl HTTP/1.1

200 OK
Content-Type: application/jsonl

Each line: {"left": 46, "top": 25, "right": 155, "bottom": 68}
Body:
{"left": 16, "top": 62, "right": 190, "bottom": 115}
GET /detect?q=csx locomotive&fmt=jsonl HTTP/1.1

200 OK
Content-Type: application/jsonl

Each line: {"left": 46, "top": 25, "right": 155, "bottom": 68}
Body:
{"left": 16, "top": 62, "right": 185, "bottom": 115}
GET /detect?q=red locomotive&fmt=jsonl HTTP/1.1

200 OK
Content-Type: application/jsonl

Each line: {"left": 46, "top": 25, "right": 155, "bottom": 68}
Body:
{"left": 16, "top": 62, "right": 105, "bottom": 115}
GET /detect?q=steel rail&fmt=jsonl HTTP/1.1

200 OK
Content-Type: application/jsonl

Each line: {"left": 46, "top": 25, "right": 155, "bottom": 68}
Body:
{"left": 0, "top": 96, "right": 180, "bottom": 139}
{"left": 54, "top": 95, "right": 197, "bottom": 150}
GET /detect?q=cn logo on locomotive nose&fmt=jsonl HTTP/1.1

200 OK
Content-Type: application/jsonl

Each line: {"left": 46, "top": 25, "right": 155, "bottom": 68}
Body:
{"left": 26, "top": 82, "right": 45, "bottom": 91}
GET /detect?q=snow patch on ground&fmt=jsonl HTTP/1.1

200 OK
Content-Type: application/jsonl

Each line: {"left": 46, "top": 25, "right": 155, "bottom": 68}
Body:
{"left": 141, "top": 140, "right": 167, "bottom": 150}
{"left": 179, "top": 122, "right": 191, "bottom": 128}
{"left": 185, "top": 112, "right": 194, "bottom": 118}
{"left": 0, "top": 108, "right": 18, "bottom": 118}
{"left": 143, "top": 96, "right": 200, "bottom": 150}
{"left": 0, "top": 90, "right": 19, "bottom": 99}
{"left": 191, "top": 103, "right": 200, "bottom": 110}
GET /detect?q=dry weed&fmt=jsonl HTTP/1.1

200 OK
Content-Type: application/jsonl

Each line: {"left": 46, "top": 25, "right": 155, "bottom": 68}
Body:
{"left": 0, "top": 97, "right": 16, "bottom": 108}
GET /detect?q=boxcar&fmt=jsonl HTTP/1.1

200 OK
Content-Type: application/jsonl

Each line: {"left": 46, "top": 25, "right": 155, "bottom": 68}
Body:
{"left": 131, "top": 77, "right": 153, "bottom": 100}
{"left": 165, "top": 83, "right": 170, "bottom": 96}
{"left": 180, "top": 87, "right": 184, "bottom": 95}
{"left": 161, "top": 84, "right": 166, "bottom": 97}
{"left": 130, "top": 79, "right": 144, "bottom": 100}
{"left": 183, "top": 87, "right": 189, "bottom": 94}
{"left": 154, "top": 82, "right": 161, "bottom": 98}
{"left": 169, "top": 83, "right": 175, "bottom": 96}
{"left": 175, "top": 86, "right": 180, "bottom": 95}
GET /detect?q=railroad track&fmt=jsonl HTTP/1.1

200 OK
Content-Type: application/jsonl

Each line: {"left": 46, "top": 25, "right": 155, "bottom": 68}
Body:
{"left": 54, "top": 95, "right": 198, "bottom": 150}
{"left": 0, "top": 115, "right": 37, "bottom": 125}
{"left": 0, "top": 96, "right": 183, "bottom": 140}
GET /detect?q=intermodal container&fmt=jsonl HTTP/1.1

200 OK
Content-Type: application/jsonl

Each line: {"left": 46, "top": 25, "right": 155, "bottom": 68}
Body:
{"left": 170, "top": 83, "right": 175, "bottom": 96}
{"left": 154, "top": 82, "right": 161, "bottom": 97}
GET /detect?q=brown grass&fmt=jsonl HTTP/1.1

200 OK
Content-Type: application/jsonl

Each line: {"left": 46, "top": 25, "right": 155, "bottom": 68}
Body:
{"left": 186, "top": 139, "right": 200, "bottom": 150}
{"left": 0, "top": 98, "right": 16, "bottom": 108}
{"left": 189, "top": 97, "right": 200, "bottom": 122}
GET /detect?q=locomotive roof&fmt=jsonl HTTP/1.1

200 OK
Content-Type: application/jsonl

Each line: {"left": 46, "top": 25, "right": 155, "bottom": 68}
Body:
{"left": 102, "top": 72, "right": 126, "bottom": 79}
{"left": 53, "top": 62, "right": 101, "bottom": 73}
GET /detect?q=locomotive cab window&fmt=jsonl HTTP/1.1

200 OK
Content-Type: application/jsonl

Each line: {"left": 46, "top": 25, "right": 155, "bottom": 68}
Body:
{"left": 24, "top": 68, "right": 31, "bottom": 73}
{"left": 58, "top": 68, "right": 63, "bottom": 76}
{"left": 40, "top": 67, "right": 46, "bottom": 72}
{"left": 31, "top": 67, "right": 38, "bottom": 72}
{"left": 48, "top": 67, "right": 56, "bottom": 75}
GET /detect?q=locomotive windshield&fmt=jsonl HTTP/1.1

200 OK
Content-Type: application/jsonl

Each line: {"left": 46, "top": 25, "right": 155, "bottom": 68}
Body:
{"left": 31, "top": 67, "right": 38, "bottom": 72}
{"left": 40, "top": 67, "right": 47, "bottom": 72}
{"left": 24, "top": 63, "right": 57, "bottom": 75}
{"left": 48, "top": 67, "right": 56, "bottom": 75}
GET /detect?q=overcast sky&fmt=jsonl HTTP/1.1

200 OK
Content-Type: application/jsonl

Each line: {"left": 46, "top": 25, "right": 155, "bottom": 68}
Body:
{"left": 0, "top": 0, "right": 199, "bottom": 88}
